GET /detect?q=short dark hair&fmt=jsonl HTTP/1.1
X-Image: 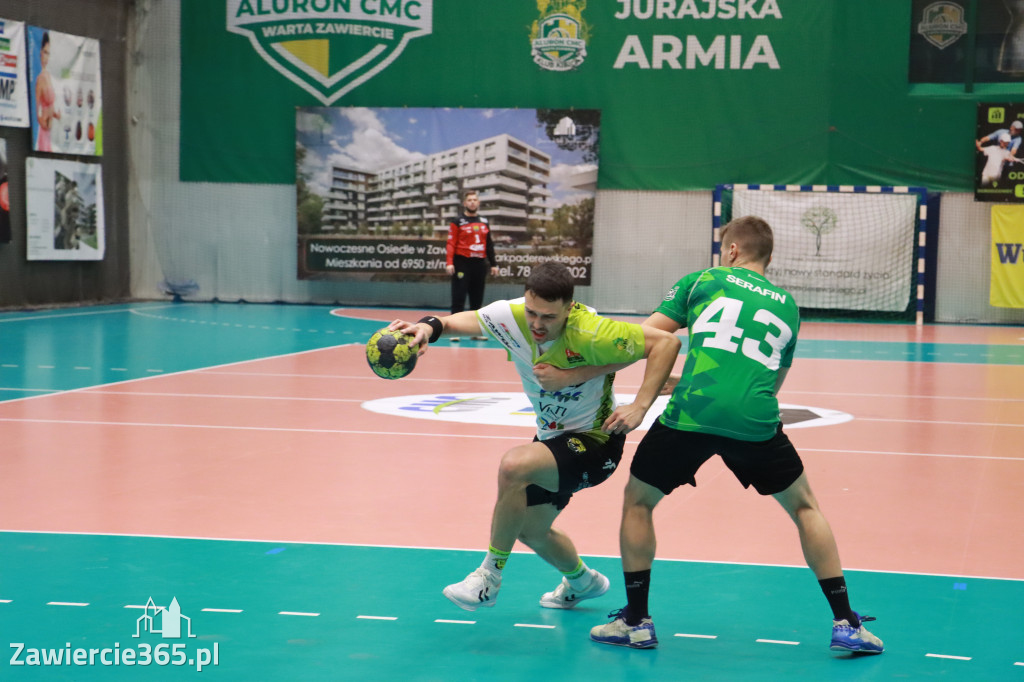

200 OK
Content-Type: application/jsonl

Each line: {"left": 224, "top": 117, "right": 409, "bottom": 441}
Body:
{"left": 720, "top": 215, "right": 774, "bottom": 264}
{"left": 525, "top": 262, "right": 574, "bottom": 303}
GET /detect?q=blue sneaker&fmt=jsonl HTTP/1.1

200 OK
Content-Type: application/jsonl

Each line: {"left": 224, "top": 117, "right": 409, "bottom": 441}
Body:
{"left": 590, "top": 609, "right": 658, "bottom": 649}
{"left": 830, "top": 614, "right": 884, "bottom": 653}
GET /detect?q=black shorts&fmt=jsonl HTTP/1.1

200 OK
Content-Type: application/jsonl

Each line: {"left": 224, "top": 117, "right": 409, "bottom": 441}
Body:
{"left": 526, "top": 432, "right": 626, "bottom": 511}
{"left": 630, "top": 420, "right": 804, "bottom": 496}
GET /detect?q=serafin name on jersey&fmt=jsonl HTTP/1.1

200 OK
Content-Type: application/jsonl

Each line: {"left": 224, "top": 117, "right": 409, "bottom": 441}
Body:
{"left": 726, "top": 273, "right": 786, "bottom": 303}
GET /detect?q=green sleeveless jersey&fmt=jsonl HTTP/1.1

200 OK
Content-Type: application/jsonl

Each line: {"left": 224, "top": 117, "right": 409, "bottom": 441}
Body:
{"left": 656, "top": 267, "right": 800, "bottom": 441}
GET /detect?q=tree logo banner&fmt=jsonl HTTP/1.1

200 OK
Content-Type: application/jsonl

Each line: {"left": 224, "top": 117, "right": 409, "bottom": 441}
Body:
{"left": 226, "top": 0, "right": 433, "bottom": 105}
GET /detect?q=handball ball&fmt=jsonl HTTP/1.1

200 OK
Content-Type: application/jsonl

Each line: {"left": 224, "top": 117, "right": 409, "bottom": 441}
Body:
{"left": 366, "top": 328, "right": 418, "bottom": 379}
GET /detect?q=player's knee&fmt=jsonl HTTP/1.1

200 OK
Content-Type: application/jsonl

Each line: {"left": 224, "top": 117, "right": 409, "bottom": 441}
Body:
{"left": 622, "top": 475, "right": 660, "bottom": 512}
{"left": 497, "top": 445, "right": 536, "bottom": 486}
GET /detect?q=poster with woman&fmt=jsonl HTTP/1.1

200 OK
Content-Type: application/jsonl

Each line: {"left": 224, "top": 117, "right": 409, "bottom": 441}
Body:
{"left": 25, "top": 157, "right": 104, "bottom": 261}
{"left": 26, "top": 26, "right": 102, "bottom": 156}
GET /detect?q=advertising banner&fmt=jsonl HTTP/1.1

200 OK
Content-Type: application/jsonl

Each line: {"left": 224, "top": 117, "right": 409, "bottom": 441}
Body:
{"left": 25, "top": 157, "right": 105, "bottom": 261}
{"left": 990, "top": 204, "right": 1024, "bottom": 308}
{"left": 975, "top": 102, "right": 1024, "bottom": 202}
{"left": 0, "top": 18, "right": 29, "bottom": 127}
{"left": 27, "top": 26, "right": 102, "bottom": 155}
{"left": 296, "top": 107, "right": 597, "bottom": 284}
{"left": 181, "top": 1, "right": 849, "bottom": 190}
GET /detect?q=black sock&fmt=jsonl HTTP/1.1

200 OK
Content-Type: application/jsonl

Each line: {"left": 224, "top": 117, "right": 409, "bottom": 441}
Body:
{"left": 623, "top": 570, "right": 651, "bottom": 625}
{"left": 819, "top": 576, "right": 859, "bottom": 626}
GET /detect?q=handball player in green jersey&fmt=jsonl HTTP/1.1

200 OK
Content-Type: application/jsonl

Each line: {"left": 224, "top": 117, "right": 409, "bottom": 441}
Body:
{"left": 571, "top": 217, "right": 883, "bottom": 653}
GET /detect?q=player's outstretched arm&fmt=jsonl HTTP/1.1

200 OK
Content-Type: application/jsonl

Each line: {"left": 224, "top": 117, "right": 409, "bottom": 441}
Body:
{"left": 602, "top": 326, "right": 681, "bottom": 434}
{"left": 389, "top": 311, "right": 482, "bottom": 357}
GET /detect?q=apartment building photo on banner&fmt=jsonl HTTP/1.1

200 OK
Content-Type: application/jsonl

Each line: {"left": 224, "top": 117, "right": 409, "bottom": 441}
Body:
{"left": 295, "top": 107, "right": 599, "bottom": 284}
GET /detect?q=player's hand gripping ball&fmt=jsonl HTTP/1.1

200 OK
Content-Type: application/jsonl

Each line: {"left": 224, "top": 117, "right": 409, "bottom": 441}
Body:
{"left": 366, "top": 328, "right": 418, "bottom": 379}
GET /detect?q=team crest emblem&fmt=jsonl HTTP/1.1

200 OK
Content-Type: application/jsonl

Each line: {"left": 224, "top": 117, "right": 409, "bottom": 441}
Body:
{"left": 530, "top": 1, "right": 589, "bottom": 71}
{"left": 614, "top": 337, "right": 636, "bottom": 354}
{"left": 917, "top": 1, "right": 967, "bottom": 50}
{"left": 227, "top": 0, "right": 433, "bottom": 104}
{"left": 567, "top": 437, "right": 586, "bottom": 453}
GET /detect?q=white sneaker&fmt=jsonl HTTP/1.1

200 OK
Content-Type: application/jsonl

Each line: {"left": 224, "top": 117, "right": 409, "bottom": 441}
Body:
{"left": 590, "top": 609, "right": 658, "bottom": 649}
{"left": 443, "top": 568, "right": 500, "bottom": 611}
{"left": 540, "top": 569, "right": 610, "bottom": 609}
{"left": 449, "top": 337, "right": 461, "bottom": 342}
{"left": 830, "top": 614, "right": 884, "bottom": 653}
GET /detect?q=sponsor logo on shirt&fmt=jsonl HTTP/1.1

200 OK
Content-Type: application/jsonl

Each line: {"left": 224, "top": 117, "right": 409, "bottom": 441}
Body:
{"left": 481, "top": 313, "right": 521, "bottom": 348}
{"left": 614, "top": 337, "right": 635, "bottom": 354}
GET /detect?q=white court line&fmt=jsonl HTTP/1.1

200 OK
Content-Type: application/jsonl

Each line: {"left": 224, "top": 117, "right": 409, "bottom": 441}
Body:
{"left": 81, "top": 389, "right": 368, "bottom": 403}
{"left": 0, "top": 304, "right": 180, "bottom": 324}
{"left": 435, "top": 619, "right": 475, "bottom": 625}
{"left": 2, "top": 529, "right": 1022, "bottom": 583}
{"left": 198, "top": 369, "right": 523, "bottom": 387}
{"left": 202, "top": 608, "right": 243, "bottom": 613}
{"left": 800, "top": 447, "right": 1021, "bottom": 462}
{"left": 357, "top": 615, "right": 397, "bottom": 621}
{"left": 514, "top": 623, "right": 555, "bottom": 629}
{"left": 125, "top": 604, "right": 163, "bottom": 610}
{"left": 47, "top": 602, "right": 88, "bottom": 607}
{"left": 0, "top": 418, "right": 1017, "bottom": 461}
{"left": 0, "top": 600, "right": 11, "bottom": 603}
{"left": 279, "top": 611, "right": 319, "bottom": 617}
{"left": 0, "top": 344, "right": 359, "bottom": 407}
{"left": 782, "top": 389, "right": 1024, "bottom": 403}
{"left": 756, "top": 639, "right": 799, "bottom": 645}
{"left": 853, "top": 417, "right": 1024, "bottom": 429}
{"left": 54, "top": 390, "right": 1024, "bottom": 429}
{"left": 925, "top": 653, "right": 971, "bottom": 661}
{"left": 0, "top": 418, "right": 529, "bottom": 441}
{"left": 675, "top": 633, "right": 717, "bottom": 639}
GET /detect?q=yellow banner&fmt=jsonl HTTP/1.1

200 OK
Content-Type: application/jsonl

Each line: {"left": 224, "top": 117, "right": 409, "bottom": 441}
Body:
{"left": 991, "top": 205, "right": 1024, "bottom": 308}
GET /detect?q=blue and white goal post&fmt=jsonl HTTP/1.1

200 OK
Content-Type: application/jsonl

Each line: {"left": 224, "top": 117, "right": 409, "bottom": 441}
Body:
{"left": 713, "top": 184, "right": 929, "bottom": 325}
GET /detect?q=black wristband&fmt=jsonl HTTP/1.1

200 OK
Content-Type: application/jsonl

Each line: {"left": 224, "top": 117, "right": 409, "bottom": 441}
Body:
{"left": 417, "top": 316, "right": 444, "bottom": 344}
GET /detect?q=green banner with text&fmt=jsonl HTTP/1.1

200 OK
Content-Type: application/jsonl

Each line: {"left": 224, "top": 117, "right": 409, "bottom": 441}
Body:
{"left": 181, "top": 1, "right": 975, "bottom": 191}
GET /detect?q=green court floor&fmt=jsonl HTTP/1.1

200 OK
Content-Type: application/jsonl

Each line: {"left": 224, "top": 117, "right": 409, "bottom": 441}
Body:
{"left": 1, "top": 532, "right": 1020, "bottom": 680}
